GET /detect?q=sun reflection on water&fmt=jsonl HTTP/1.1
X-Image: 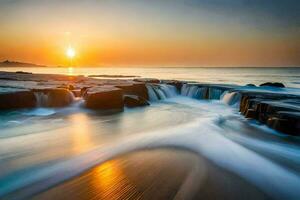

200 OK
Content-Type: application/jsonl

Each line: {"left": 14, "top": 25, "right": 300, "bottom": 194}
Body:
{"left": 92, "top": 160, "right": 139, "bottom": 200}
{"left": 68, "top": 67, "right": 74, "bottom": 76}
{"left": 69, "top": 113, "right": 94, "bottom": 153}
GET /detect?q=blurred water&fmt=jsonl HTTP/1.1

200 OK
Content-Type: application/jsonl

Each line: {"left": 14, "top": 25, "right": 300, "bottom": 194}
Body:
{"left": 0, "top": 97, "right": 300, "bottom": 199}
{"left": 1, "top": 67, "right": 300, "bottom": 88}
{"left": 1, "top": 67, "right": 300, "bottom": 198}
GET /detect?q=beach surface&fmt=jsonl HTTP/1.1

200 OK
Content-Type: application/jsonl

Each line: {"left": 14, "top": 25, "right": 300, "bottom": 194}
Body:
{"left": 32, "top": 149, "right": 267, "bottom": 200}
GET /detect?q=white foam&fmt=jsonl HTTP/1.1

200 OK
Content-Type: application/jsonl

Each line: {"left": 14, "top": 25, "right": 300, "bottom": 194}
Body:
{"left": 23, "top": 108, "right": 56, "bottom": 116}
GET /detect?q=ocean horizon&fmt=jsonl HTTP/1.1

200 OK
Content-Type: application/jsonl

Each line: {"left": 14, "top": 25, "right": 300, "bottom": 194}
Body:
{"left": 2, "top": 66, "right": 300, "bottom": 88}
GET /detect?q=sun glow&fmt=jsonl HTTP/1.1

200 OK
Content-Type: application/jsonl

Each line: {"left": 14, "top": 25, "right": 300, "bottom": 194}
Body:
{"left": 66, "top": 47, "right": 76, "bottom": 59}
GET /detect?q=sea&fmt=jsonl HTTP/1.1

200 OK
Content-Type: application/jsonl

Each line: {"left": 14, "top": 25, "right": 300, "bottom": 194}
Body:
{"left": 0, "top": 67, "right": 300, "bottom": 199}
{"left": 2, "top": 66, "right": 300, "bottom": 88}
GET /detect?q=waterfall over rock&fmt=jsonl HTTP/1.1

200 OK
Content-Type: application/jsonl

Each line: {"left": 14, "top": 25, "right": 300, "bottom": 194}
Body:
{"left": 208, "top": 88, "right": 224, "bottom": 100}
{"left": 147, "top": 83, "right": 241, "bottom": 106}
{"left": 146, "top": 84, "right": 178, "bottom": 101}
{"left": 34, "top": 92, "right": 49, "bottom": 107}
{"left": 181, "top": 84, "right": 228, "bottom": 100}
{"left": 33, "top": 89, "right": 75, "bottom": 107}
{"left": 221, "top": 91, "right": 241, "bottom": 106}
{"left": 181, "top": 85, "right": 208, "bottom": 99}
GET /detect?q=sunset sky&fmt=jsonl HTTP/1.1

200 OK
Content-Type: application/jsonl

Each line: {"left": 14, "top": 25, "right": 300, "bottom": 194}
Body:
{"left": 0, "top": 0, "right": 299, "bottom": 67}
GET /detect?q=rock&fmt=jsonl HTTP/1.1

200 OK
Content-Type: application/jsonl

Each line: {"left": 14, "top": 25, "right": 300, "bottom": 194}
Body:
{"left": 245, "top": 84, "right": 256, "bottom": 87}
{"left": 124, "top": 95, "right": 150, "bottom": 108}
{"left": 57, "top": 84, "right": 75, "bottom": 90}
{"left": 0, "top": 89, "right": 36, "bottom": 109}
{"left": 133, "top": 78, "right": 160, "bottom": 84}
{"left": 245, "top": 109, "right": 257, "bottom": 119}
{"left": 16, "top": 71, "right": 32, "bottom": 74}
{"left": 71, "top": 89, "right": 81, "bottom": 97}
{"left": 81, "top": 87, "right": 90, "bottom": 97}
{"left": 267, "top": 112, "right": 300, "bottom": 136}
{"left": 260, "top": 82, "right": 285, "bottom": 88}
{"left": 239, "top": 90, "right": 300, "bottom": 135}
{"left": 115, "top": 82, "right": 149, "bottom": 100}
{"left": 32, "top": 88, "right": 74, "bottom": 107}
{"left": 161, "top": 80, "right": 183, "bottom": 91}
{"left": 68, "top": 84, "right": 75, "bottom": 90}
{"left": 84, "top": 87, "right": 124, "bottom": 110}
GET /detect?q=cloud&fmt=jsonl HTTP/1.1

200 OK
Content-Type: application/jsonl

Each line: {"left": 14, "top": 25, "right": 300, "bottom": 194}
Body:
{"left": 184, "top": 0, "right": 300, "bottom": 29}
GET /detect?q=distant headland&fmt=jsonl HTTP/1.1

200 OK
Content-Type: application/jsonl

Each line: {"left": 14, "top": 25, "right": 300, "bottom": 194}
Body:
{"left": 0, "top": 60, "right": 48, "bottom": 68}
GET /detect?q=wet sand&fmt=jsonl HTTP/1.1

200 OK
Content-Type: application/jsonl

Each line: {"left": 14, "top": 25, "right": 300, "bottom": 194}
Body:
{"left": 29, "top": 149, "right": 269, "bottom": 200}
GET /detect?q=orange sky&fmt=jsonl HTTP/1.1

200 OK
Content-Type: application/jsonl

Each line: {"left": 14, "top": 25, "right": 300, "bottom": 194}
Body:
{"left": 0, "top": 0, "right": 299, "bottom": 67}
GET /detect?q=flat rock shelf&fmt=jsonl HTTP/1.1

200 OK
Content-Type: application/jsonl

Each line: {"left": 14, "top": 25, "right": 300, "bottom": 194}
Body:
{"left": 0, "top": 71, "right": 299, "bottom": 135}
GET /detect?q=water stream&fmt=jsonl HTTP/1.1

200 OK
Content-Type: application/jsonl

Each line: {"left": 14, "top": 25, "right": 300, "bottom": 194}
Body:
{"left": 0, "top": 84, "right": 300, "bottom": 199}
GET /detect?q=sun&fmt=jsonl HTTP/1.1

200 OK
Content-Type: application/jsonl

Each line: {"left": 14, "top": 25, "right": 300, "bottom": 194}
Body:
{"left": 66, "top": 47, "right": 76, "bottom": 59}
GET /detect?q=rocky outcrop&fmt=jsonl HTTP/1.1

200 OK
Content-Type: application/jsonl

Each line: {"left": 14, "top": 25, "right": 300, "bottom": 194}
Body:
{"left": 161, "top": 80, "right": 184, "bottom": 91}
{"left": 84, "top": 87, "right": 124, "bottom": 110}
{"left": 115, "top": 82, "right": 149, "bottom": 100}
{"left": 260, "top": 82, "right": 285, "bottom": 88}
{"left": 239, "top": 91, "right": 300, "bottom": 135}
{"left": 124, "top": 95, "right": 150, "bottom": 108}
{"left": 71, "top": 89, "right": 81, "bottom": 97}
{"left": 32, "top": 88, "right": 74, "bottom": 107}
{"left": 0, "top": 89, "right": 36, "bottom": 109}
{"left": 134, "top": 78, "right": 160, "bottom": 84}
{"left": 267, "top": 112, "right": 300, "bottom": 135}
{"left": 1, "top": 71, "right": 299, "bottom": 135}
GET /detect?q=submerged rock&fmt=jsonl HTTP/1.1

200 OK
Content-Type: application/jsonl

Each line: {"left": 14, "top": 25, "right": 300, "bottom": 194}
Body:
{"left": 124, "top": 95, "right": 150, "bottom": 108}
{"left": 84, "top": 87, "right": 124, "bottom": 110}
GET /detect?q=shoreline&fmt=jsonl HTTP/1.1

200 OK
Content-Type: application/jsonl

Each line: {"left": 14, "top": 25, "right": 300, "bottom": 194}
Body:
{"left": 0, "top": 71, "right": 299, "bottom": 135}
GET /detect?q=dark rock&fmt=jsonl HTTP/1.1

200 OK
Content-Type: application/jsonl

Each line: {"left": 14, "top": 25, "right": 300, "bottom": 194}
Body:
{"left": 260, "top": 82, "right": 285, "bottom": 88}
{"left": 245, "top": 109, "right": 257, "bottom": 119}
{"left": 267, "top": 112, "right": 300, "bottom": 136}
{"left": 68, "top": 84, "right": 75, "bottom": 90}
{"left": 81, "top": 87, "right": 90, "bottom": 97}
{"left": 16, "top": 71, "right": 32, "bottom": 74}
{"left": 124, "top": 95, "right": 150, "bottom": 108}
{"left": 161, "top": 80, "right": 183, "bottom": 91}
{"left": 57, "top": 84, "right": 74, "bottom": 90}
{"left": 133, "top": 78, "right": 160, "bottom": 84}
{"left": 32, "top": 88, "right": 74, "bottom": 107}
{"left": 115, "top": 82, "right": 149, "bottom": 100}
{"left": 71, "top": 89, "right": 81, "bottom": 97}
{"left": 0, "top": 89, "right": 36, "bottom": 109}
{"left": 245, "top": 84, "right": 256, "bottom": 87}
{"left": 239, "top": 90, "right": 300, "bottom": 135}
{"left": 84, "top": 87, "right": 124, "bottom": 110}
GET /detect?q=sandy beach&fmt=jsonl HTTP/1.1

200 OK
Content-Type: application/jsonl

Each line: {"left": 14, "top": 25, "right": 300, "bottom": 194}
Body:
{"left": 30, "top": 149, "right": 268, "bottom": 200}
